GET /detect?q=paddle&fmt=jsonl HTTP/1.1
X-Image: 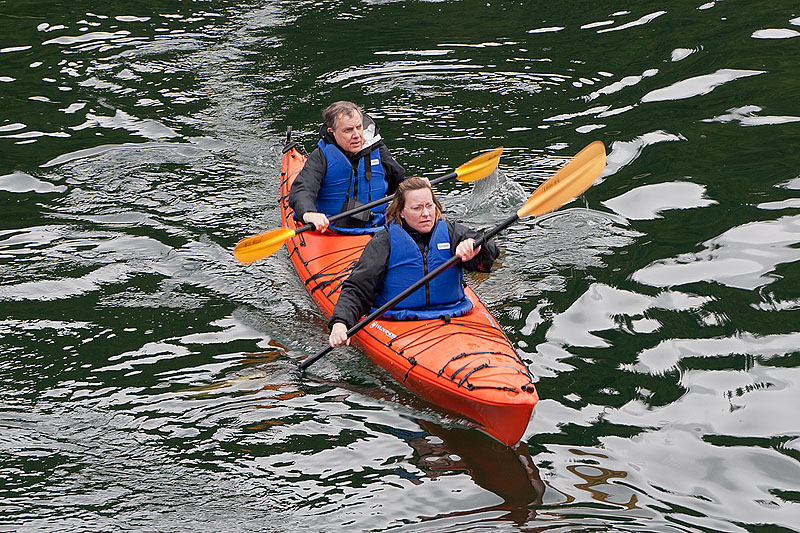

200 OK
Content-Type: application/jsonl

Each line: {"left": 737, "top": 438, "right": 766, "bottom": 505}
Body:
{"left": 299, "top": 140, "right": 606, "bottom": 371}
{"left": 232, "top": 147, "right": 504, "bottom": 264}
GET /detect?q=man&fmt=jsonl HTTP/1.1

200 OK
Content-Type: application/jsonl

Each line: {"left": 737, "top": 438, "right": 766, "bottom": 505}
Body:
{"left": 288, "top": 101, "right": 405, "bottom": 233}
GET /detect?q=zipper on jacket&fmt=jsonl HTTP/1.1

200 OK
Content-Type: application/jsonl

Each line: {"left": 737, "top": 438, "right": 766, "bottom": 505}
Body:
{"left": 349, "top": 162, "right": 357, "bottom": 201}
{"left": 421, "top": 242, "right": 430, "bottom": 306}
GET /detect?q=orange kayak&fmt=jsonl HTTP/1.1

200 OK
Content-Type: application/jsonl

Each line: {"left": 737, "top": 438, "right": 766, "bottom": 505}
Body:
{"left": 279, "top": 140, "right": 538, "bottom": 446}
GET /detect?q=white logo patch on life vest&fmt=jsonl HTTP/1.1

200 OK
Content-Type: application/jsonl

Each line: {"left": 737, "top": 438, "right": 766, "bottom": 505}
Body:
{"left": 371, "top": 158, "right": 380, "bottom": 166}
{"left": 437, "top": 242, "right": 449, "bottom": 250}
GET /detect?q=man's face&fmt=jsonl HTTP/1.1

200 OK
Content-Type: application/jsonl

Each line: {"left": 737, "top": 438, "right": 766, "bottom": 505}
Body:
{"left": 329, "top": 112, "right": 364, "bottom": 155}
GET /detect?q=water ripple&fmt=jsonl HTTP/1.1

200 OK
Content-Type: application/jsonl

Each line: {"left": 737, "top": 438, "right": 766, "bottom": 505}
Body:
{"left": 633, "top": 215, "right": 800, "bottom": 290}
{"left": 641, "top": 69, "right": 765, "bottom": 103}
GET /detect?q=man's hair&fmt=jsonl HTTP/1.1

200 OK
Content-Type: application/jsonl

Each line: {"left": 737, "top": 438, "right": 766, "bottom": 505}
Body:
{"left": 385, "top": 177, "right": 443, "bottom": 224}
{"left": 322, "top": 101, "right": 363, "bottom": 130}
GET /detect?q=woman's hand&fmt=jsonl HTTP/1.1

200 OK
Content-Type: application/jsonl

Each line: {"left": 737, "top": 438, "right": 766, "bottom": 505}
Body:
{"left": 455, "top": 238, "right": 481, "bottom": 262}
{"left": 303, "top": 211, "right": 330, "bottom": 233}
{"left": 329, "top": 322, "right": 350, "bottom": 348}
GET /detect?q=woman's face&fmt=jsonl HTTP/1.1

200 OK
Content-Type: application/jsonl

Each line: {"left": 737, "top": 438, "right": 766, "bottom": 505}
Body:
{"left": 400, "top": 188, "right": 436, "bottom": 234}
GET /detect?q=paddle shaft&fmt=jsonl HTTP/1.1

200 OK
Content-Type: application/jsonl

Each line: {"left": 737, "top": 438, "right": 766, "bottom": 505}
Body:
{"left": 299, "top": 212, "right": 518, "bottom": 370}
{"left": 290, "top": 171, "right": 458, "bottom": 238}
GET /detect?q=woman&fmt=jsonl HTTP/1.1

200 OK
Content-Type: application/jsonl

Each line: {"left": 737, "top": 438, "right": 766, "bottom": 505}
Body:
{"left": 329, "top": 177, "right": 500, "bottom": 348}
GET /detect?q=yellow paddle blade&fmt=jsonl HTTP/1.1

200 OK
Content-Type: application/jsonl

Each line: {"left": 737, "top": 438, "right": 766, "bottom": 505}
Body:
{"left": 233, "top": 227, "right": 297, "bottom": 264}
{"left": 454, "top": 146, "right": 503, "bottom": 182}
{"left": 517, "top": 141, "right": 606, "bottom": 219}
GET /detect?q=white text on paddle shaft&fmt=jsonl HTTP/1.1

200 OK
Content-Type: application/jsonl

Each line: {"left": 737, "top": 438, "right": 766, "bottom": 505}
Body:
{"left": 370, "top": 322, "right": 397, "bottom": 339}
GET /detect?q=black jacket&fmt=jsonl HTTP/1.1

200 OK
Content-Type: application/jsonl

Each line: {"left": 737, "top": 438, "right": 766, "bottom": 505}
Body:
{"left": 329, "top": 220, "right": 500, "bottom": 329}
{"left": 288, "top": 116, "right": 405, "bottom": 221}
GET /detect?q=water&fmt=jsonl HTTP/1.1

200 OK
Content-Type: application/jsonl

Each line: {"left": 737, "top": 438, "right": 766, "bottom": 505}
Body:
{"left": 1, "top": 2, "right": 799, "bottom": 531}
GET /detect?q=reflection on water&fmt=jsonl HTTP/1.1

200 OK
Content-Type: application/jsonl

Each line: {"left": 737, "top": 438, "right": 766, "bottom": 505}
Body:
{"left": 633, "top": 214, "right": 800, "bottom": 290}
{"left": 398, "top": 420, "right": 545, "bottom": 526}
{"left": 2, "top": 1, "right": 800, "bottom": 531}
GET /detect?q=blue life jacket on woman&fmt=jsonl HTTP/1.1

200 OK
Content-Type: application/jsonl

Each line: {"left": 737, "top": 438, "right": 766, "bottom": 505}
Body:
{"left": 315, "top": 139, "right": 387, "bottom": 232}
{"left": 372, "top": 220, "right": 473, "bottom": 320}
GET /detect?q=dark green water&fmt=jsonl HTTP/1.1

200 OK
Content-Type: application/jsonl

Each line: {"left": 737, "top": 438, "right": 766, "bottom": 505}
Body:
{"left": 2, "top": 1, "right": 799, "bottom": 531}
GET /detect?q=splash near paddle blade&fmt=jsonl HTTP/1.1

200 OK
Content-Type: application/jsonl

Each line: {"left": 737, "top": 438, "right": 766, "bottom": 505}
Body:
{"left": 517, "top": 141, "right": 606, "bottom": 219}
{"left": 455, "top": 146, "right": 503, "bottom": 182}
{"left": 233, "top": 227, "right": 296, "bottom": 263}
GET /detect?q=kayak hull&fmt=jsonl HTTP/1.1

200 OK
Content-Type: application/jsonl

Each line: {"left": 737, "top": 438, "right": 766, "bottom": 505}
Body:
{"left": 278, "top": 145, "right": 538, "bottom": 446}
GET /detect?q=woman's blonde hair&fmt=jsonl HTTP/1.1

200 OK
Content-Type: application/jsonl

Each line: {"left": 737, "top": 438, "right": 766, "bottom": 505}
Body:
{"left": 385, "top": 177, "right": 443, "bottom": 224}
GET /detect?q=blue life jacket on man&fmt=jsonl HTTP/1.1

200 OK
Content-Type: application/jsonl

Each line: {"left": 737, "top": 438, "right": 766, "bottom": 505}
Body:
{"left": 315, "top": 139, "right": 387, "bottom": 231}
{"left": 372, "top": 220, "right": 473, "bottom": 320}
